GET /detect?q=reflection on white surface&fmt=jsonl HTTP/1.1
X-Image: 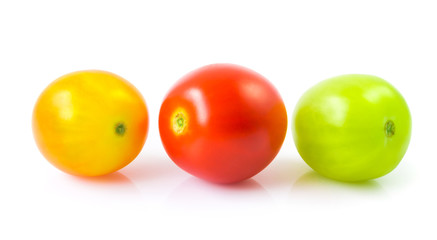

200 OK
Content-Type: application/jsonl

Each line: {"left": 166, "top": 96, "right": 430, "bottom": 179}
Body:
{"left": 184, "top": 88, "right": 208, "bottom": 125}
{"left": 290, "top": 170, "right": 387, "bottom": 205}
{"left": 46, "top": 171, "right": 142, "bottom": 203}
{"left": 166, "top": 177, "right": 272, "bottom": 211}
{"left": 40, "top": 153, "right": 393, "bottom": 208}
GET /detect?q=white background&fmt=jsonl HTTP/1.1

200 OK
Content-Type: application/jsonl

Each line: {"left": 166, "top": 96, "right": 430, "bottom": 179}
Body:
{"left": 1, "top": 0, "right": 436, "bottom": 239}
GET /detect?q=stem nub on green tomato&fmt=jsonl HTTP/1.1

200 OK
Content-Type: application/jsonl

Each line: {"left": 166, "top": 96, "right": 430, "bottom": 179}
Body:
{"left": 292, "top": 74, "right": 412, "bottom": 182}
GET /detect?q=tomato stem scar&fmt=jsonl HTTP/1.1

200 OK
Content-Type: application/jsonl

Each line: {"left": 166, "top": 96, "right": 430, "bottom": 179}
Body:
{"left": 177, "top": 118, "right": 184, "bottom": 127}
{"left": 115, "top": 122, "right": 126, "bottom": 136}
{"left": 173, "top": 111, "right": 187, "bottom": 135}
{"left": 385, "top": 120, "right": 395, "bottom": 137}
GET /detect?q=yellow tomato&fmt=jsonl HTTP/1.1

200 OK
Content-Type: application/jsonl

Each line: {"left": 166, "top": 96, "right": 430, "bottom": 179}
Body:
{"left": 32, "top": 70, "right": 148, "bottom": 176}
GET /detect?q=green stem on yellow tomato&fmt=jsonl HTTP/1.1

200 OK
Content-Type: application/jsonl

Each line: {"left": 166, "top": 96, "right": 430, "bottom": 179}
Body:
{"left": 115, "top": 122, "right": 126, "bottom": 136}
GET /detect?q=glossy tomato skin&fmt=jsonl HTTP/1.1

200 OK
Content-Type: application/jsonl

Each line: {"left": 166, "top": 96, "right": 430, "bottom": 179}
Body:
{"left": 32, "top": 70, "right": 148, "bottom": 176}
{"left": 292, "top": 74, "right": 411, "bottom": 182}
{"left": 159, "top": 64, "right": 287, "bottom": 184}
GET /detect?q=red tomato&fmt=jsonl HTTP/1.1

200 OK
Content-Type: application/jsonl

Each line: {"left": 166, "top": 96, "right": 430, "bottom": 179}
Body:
{"left": 159, "top": 64, "right": 287, "bottom": 183}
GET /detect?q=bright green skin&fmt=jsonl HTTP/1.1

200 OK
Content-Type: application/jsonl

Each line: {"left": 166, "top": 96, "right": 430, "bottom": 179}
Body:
{"left": 292, "top": 74, "right": 412, "bottom": 182}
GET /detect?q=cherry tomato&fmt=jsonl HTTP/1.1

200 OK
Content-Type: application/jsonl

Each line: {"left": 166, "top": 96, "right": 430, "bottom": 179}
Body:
{"left": 159, "top": 64, "right": 287, "bottom": 183}
{"left": 292, "top": 74, "right": 412, "bottom": 182}
{"left": 32, "top": 70, "right": 148, "bottom": 176}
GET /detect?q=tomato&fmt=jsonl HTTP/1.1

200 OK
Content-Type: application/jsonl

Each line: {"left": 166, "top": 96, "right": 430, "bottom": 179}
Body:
{"left": 159, "top": 64, "right": 287, "bottom": 184}
{"left": 32, "top": 70, "right": 148, "bottom": 176}
{"left": 292, "top": 74, "right": 412, "bottom": 182}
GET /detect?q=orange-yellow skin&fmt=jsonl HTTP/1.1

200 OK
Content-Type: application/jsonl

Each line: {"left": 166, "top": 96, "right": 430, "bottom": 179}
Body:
{"left": 32, "top": 70, "right": 148, "bottom": 176}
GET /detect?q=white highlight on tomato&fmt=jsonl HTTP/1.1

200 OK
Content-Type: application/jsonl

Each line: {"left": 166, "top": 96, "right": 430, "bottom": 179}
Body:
{"left": 53, "top": 90, "right": 74, "bottom": 120}
{"left": 322, "top": 95, "right": 349, "bottom": 127}
{"left": 185, "top": 88, "right": 208, "bottom": 125}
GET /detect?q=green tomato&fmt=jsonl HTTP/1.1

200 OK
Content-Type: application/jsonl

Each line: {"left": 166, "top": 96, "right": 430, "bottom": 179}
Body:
{"left": 292, "top": 74, "right": 412, "bottom": 182}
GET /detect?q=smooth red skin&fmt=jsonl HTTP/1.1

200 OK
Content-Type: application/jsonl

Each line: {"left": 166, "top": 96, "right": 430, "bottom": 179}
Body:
{"left": 159, "top": 64, "right": 287, "bottom": 183}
